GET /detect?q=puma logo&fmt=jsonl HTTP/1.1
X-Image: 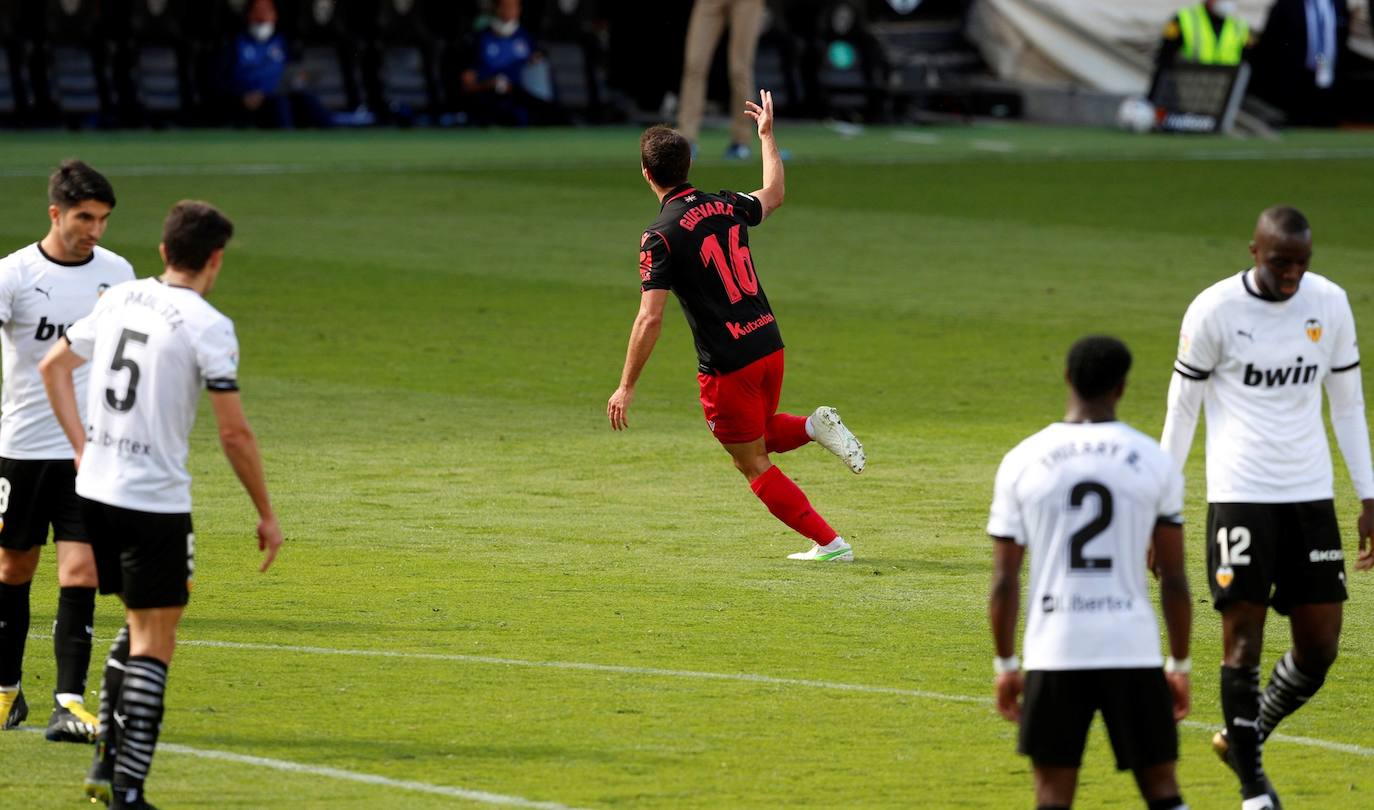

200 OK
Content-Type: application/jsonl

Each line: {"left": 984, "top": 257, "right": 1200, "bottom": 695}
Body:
{"left": 34, "top": 286, "right": 51, "bottom": 300}
{"left": 1237, "top": 329, "right": 1253, "bottom": 341}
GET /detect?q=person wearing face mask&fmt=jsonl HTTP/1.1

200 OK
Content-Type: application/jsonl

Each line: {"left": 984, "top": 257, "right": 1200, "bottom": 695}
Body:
{"left": 459, "top": 0, "right": 562, "bottom": 126}
{"left": 1157, "top": 0, "right": 1254, "bottom": 68}
{"left": 227, "top": 0, "right": 294, "bottom": 127}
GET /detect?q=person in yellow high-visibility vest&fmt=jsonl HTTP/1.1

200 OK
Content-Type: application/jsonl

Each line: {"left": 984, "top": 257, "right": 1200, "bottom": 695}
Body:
{"left": 1158, "top": 0, "right": 1254, "bottom": 67}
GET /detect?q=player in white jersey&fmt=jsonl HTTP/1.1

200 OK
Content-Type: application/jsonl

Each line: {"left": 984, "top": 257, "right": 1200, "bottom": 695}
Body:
{"left": 989, "top": 336, "right": 1193, "bottom": 810}
{"left": 0, "top": 161, "right": 134, "bottom": 743}
{"left": 1160, "top": 206, "right": 1374, "bottom": 810}
{"left": 40, "top": 201, "right": 282, "bottom": 810}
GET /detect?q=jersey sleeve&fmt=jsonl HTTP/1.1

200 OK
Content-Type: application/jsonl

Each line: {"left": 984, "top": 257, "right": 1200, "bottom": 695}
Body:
{"left": 721, "top": 191, "right": 764, "bottom": 227}
{"left": 63, "top": 292, "right": 110, "bottom": 360}
{"left": 1158, "top": 462, "right": 1185, "bottom": 525}
{"left": 986, "top": 449, "right": 1026, "bottom": 544}
{"left": 196, "top": 317, "right": 240, "bottom": 392}
{"left": 1329, "top": 288, "right": 1360, "bottom": 373}
{"left": 0, "top": 257, "right": 21, "bottom": 326}
{"left": 1174, "top": 292, "right": 1220, "bottom": 380}
{"left": 639, "top": 230, "right": 672, "bottom": 292}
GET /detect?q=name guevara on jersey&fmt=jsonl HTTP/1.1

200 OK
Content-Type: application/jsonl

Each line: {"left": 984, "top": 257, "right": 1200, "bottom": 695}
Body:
{"left": 639, "top": 184, "right": 784, "bottom": 375}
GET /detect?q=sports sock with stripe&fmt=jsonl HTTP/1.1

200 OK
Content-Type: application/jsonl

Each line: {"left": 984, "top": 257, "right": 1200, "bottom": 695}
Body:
{"left": 113, "top": 655, "right": 168, "bottom": 802}
{"left": 1259, "top": 649, "right": 1324, "bottom": 740}
{"left": 764, "top": 413, "right": 810, "bottom": 454}
{"left": 1220, "top": 664, "right": 1268, "bottom": 799}
{"left": 95, "top": 626, "right": 131, "bottom": 769}
{"left": 0, "top": 580, "right": 32, "bottom": 687}
{"left": 750, "top": 465, "right": 837, "bottom": 544}
{"left": 53, "top": 585, "right": 96, "bottom": 698}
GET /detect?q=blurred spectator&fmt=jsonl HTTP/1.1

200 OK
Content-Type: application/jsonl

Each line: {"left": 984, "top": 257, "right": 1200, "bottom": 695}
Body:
{"left": 1157, "top": 1, "right": 1253, "bottom": 67}
{"left": 460, "top": 0, "right": 562, "bottom": 126}
{"left": 1249, "top": 0, "right": 1349, "bottom": 125}
{"left": 227, "top": 0, "right": 329, "bottom": 128}
{"left": 676, "top": 0, "right": 766, "bottom": 159}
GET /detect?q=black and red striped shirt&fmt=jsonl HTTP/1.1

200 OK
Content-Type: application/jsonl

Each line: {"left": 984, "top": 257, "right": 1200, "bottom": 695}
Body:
{"left": 640, "top": 183, "right": 783, "bottom": 375}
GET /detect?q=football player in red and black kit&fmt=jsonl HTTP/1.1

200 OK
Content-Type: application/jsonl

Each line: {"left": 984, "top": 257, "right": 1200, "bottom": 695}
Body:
{"left": 607, "top": 90, "right": 865, "bottom": 561}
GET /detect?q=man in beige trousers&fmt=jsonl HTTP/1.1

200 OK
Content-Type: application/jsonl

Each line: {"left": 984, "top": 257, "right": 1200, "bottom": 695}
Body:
{"left": 677, "top": 0, "right": 766, "bottom": 159}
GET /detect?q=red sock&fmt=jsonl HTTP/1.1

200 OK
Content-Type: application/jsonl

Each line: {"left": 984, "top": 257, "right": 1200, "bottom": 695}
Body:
{"left": 764, "top": 413, "right": 810, "bottom": 454}
{"left": 749, "top": 465, "right": 837, "bottom": 544}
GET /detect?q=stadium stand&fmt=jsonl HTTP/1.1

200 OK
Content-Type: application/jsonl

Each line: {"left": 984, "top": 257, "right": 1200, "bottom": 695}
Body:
{"left": 111, "top": 0, "right": 199, "bottom": 127}
{"left": 368, "top": 0, "right": 445, "bottom": 124}
{"left": 0, "top": 0, "right": 21, "bottom": 123}
{"left": 36, "top": 0, "right": 115, "bottom": 127}
{"left": 287, "top": 0, "right": 367, "bottom": 117}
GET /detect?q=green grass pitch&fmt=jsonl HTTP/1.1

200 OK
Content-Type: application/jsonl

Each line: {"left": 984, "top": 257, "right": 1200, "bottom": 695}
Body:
{"left": 0, "top": 124, "right": 1373, "bottom": 808}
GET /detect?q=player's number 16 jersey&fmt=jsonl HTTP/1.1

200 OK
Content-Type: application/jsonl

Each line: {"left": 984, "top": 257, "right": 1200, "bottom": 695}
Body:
{"left": 65, "top": 278, "right": 240, "bottom": 514}
{"left": 988, "top": 421, "right": 1184, "bottom": 671}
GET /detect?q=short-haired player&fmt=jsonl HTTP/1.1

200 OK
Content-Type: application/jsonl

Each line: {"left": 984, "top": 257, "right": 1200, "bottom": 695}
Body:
{"left": 608, "top": 91, "right": 866, "bottom": 561}
{"left": 41, "top": 200, "right": 282, "bottom": 810}
{"left": 1161, "top": 206, "right": 1374, "bottom": 809}
{"left": 0, "top": 160, "right": 134, "bottom": 742}
{"left": 990, "top": 336, "right": 1193, "bottom": 810}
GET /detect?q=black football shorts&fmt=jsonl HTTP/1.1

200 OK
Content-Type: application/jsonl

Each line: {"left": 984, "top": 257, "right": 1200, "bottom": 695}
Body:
{"left": 1019, "top": 667, "right": 1178, "bottom": 771}
{"left": 0, "top": 457, "right": 87, "bottom": 550}
{"left": 81, "top": 497, "right": 194, "bottom": 609}
{"left": 1206, "top": 500, "right": 1347, "bottom": 615}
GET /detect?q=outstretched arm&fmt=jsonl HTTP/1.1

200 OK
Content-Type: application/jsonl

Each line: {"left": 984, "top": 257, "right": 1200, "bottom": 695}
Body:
{"left": 608, "top": 289, "right": 669, "bottom": 431}
{"left": 744, "top": 90, "right": 784, "bottom": 221}
{"left": 38, "top": 338, "right": 89, "bottom": 466}
{"left": 209, "top": 391, "right": 282, "bottom": 572}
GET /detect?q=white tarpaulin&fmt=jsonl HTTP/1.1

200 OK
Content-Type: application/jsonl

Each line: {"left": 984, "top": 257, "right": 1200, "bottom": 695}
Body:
{"left": 967, "top": 0, "right": 1370, "bottom": 94}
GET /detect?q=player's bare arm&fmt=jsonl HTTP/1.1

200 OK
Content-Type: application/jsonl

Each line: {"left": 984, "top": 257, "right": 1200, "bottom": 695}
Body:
{"left": 1150, "top": 521, "right": 1191, "bottom": 721}
{"left": 743, "top": 90, "right": 784, "bottom": 220}
{"left": 988, "top": 537, "right": 1024, "bottom": 722}
{"left": 608, "top": 289, "right": 669, "bottom": 431}
{"left": 209, "top": 391, "right": 282, "bottom": 572}
{"left": 37, "top": 338, "right": 89, "bottom": 467}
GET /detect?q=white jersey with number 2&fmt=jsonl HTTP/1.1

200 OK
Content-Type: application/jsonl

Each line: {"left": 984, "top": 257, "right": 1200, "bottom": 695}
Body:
{"left": 988, "top": 420, "right": 1184, "bottom": 671}
{"left": 65, "top": 278, "right": 239, "bottom": 514}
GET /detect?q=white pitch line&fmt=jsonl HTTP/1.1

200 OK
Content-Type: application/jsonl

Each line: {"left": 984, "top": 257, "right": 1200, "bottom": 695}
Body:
{"left": 175, "top": 639, "right": 1374, "bottom": 758}
{"left": 14, "top": 727, "right": 585, "bottom": 809}
{"left": 32, "top": 634, "right": 1374, "bottom": 758}
{"left": 179, "top": 637, "right": 990, "bottom": 705}
{"left": 156, "top": 742, "right": 588, "bottom": 809}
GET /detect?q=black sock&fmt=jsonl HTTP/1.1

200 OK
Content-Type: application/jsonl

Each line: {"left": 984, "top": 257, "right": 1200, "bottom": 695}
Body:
{"left": 1148, "top": 797, "right": 1187, "bottom": 810}
{"left": 53, "top": 586, "right": 96, "bottom": 698}
{"left": 1259, "top": 649, "right": 1325, "bottom": 741}
{"left": 1220, "top": 664, "right": 1267, "bottom": 798}
{"left": 95, "top": 626, "right": 130, "bottom": 769}
{"left": 0, "top": 580, "right": 32, "bottom": 686}
{"left": 112, "top": 655, "right": 168, "bottom": 800}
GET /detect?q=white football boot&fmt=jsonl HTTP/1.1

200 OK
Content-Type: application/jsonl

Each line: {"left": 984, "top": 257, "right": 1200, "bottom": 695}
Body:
{"left": 787, "top": 538, "right": 854, "bottom": 562}
{"left": 810, "top": 406, "right": 865, "bottom": 474}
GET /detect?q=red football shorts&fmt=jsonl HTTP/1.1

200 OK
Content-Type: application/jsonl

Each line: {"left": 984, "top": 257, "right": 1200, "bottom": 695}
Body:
{"left": 698, "top": 349, "right": 785, "bottom": 444}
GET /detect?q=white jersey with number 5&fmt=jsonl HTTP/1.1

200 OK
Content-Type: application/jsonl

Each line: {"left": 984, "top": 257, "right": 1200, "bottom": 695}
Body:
{"left": 988, "top": 420, "right": 1184, "bottom": 671}
{"left": 65, "top": 278, "right": 239, "bottom": 513}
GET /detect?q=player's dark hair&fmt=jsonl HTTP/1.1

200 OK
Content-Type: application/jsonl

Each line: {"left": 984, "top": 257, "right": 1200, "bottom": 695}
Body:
{"left": 1066, "top": 336, "right": 1132, "bottom": 400}
{"left": 1259, "top": 205, "right": 1310, "bottom": 237}
{"left": 162, "top": 201, "right": 234, "bottom": 272}
{"left": 48, "top": 160, "right": 116, "bottom": 210}
{"left": 640, "top": 125, "right": 691, "bottom": 188}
